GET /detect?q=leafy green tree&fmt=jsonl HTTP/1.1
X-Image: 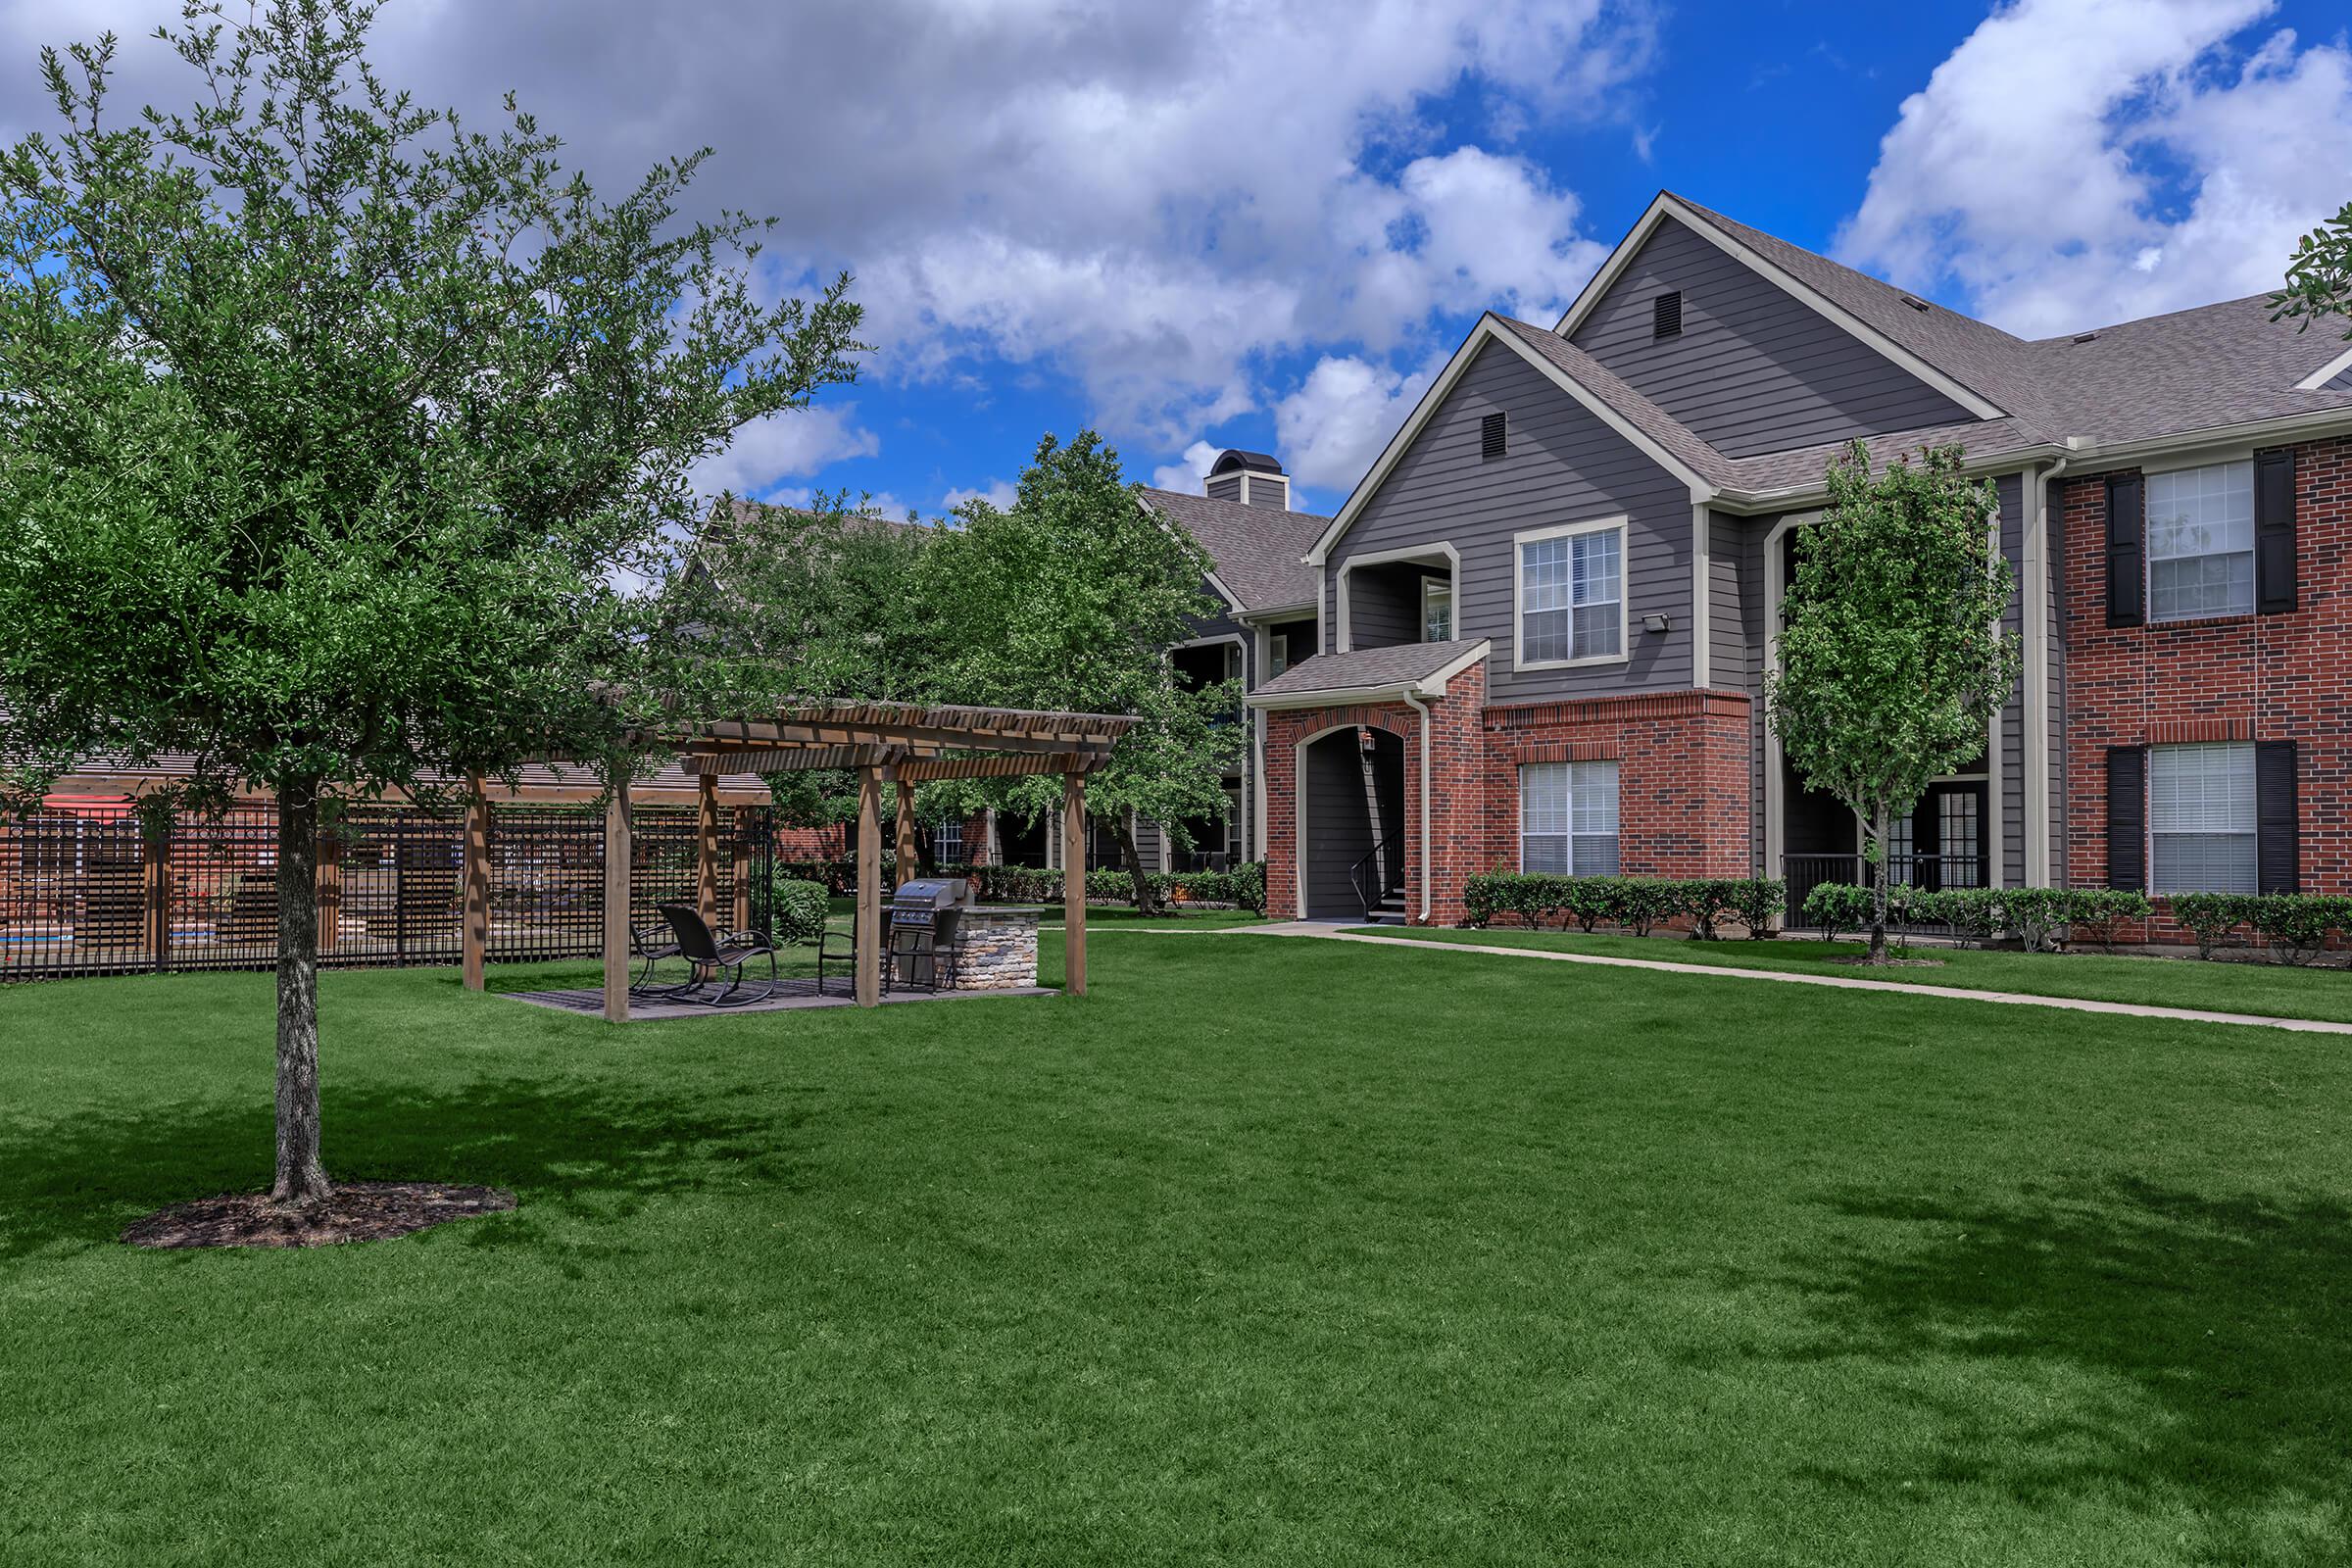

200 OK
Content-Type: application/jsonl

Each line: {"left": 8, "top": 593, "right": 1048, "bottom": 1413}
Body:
{"left": 662, "top": 493, "right": 936, "bottom": 853}
{"left": 0, "top": 1, "right": 862, "bottom": 1206}
{"left": 922, "top": 432, "right": 1244, "bottom": 912}
{"left": 2274, "top": 200, "right": 2352, "bottom": 335}
{"left": 1765, "top": 443, "right": 2020, "bottom": 963}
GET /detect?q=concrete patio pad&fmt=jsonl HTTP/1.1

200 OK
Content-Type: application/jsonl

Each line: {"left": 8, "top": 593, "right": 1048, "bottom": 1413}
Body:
{"left": 501, "top": 980, "right": 1054, "bottom": 1021}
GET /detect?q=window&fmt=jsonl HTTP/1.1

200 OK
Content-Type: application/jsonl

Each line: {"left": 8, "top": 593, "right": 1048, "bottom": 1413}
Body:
{"left": 934, "top": 816, "right": 964, "bottom": 865}
{"left": 1481, "top": 412, "right": 1507, "bottom": 460}
{"left": 1653, "top": 291, "right": 1682, "bottom": 339}
{"left": 2150, "top": 742, "right": 2257, "bottom": 893}
{"left": 1421, "top": 578, "right": 1453, "bottom": 642}
{"left": 2147, "top": 460, "right": 2254, "bottom": 621}
{"left": 1517, "top": 520, "right": 1624, "bottom": 665}
{"left": 1268, "top": 632, "right": 1290, "bottom": 678}
{"left": 1520, "top": 761, "right": 1619, "bottom": 876}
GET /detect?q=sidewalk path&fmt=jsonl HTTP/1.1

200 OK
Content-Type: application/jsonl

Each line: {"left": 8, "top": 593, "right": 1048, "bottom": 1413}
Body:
{"left": 1104, "top": 921, "right": 2352, "bottom": 1036}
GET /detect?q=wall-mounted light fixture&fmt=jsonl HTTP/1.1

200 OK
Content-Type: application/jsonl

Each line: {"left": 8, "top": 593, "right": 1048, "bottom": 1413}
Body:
{"left": 1642, "top": 612, "right": 1672, "bottom": 635}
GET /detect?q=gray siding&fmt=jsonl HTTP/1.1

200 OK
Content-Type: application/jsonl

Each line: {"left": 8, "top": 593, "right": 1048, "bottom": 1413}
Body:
{"left": 1205, "top": 473, "right": 1243, "bottom": 503}
{"left": 2326, "top": 364, "right": 2352, "bottom": 392}
{"left": 1345, "top": 561, "right": 1442, "bottom": 650}
{"left": 1709, "top": 511, "right": 1767, "bottom": 874}
{"left": 1568, "top": 216, "right": 1972, "bottom": 459}
{"left": 1327, "top": 339, "right": 1695, "bottom": 705}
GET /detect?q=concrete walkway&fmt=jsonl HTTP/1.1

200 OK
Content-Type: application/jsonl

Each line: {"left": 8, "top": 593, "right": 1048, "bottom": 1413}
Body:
{"left": 1112, "top": 921, "right": 2352, "bottom": 1036}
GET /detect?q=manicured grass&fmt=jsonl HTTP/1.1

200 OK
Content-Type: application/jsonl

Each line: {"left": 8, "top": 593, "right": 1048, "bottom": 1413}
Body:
{"left": 4, "top": 936, "right": 2349, "bottom": 1564}
{"left": 1344, "top": 924, "right": 2352, "bottom": 1023}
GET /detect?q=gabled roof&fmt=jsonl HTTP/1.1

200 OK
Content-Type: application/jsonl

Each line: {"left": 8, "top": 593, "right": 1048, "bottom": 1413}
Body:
{"left": 1139, "top": 486, "right": 1325, "bottom": 614}
{"left": 1311, "top": 192, "right": 2352, "bottom": 559}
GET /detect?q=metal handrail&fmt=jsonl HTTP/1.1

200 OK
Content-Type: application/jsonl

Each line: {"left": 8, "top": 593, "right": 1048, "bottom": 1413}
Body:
{"left": 1348, "top": 847, "right": 1381, "bottom": 919}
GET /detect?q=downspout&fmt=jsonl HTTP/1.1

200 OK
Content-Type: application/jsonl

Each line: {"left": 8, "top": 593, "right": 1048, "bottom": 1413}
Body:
{"left": 1402, "top": 688, "right": 1434, "bottom": 924}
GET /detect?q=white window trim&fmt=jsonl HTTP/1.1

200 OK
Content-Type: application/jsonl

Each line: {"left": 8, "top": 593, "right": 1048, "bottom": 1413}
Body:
{"left": 2146, "top": 741, "right": 2260, "bottom": 896}
{"left": 2142, "top": 457, "right": 2257, "bottom": 626}
{"left": 1420, "top": 576, "right": 1454, "bottom": 642}
{"left": 1512, "top": 515, "right": 1631, "bottom": 672}
{"left": 1518, "top": 760, "right": 1621, "bottom": 875}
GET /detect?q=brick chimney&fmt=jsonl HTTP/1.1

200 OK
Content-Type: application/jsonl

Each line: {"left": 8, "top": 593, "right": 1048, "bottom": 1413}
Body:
{"left": 1202, "top": 449, "right": 1290, "bottom": 510}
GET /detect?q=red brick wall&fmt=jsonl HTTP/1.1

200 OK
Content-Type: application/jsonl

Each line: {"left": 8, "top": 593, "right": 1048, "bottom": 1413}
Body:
{"left": 1482, "top": 690, "right": 1753, "bottom": 882}
{"left": 1260, "top": 662, "right": 1753, "bottom": 924}
{"left": 1262, "top": 662, "right": 1488, "bottom": 922}
{"left": 2059, "top": 435, "right": 2352, "bottom": 939}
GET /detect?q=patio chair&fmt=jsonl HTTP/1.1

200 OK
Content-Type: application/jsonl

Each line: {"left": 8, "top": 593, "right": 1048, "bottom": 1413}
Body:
{"left": 815, "top": 914, "right": 878, "bottom": 998}
{"left": 628, "top": 918, "right": 684, "bottom": 996}
{"left": 656, "top": 904, "right": 779, "bottom": 1007}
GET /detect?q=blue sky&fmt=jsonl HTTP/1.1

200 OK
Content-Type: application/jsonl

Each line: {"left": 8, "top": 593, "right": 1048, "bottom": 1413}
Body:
{"left": 5, "top": 0, "right": 2349, "bottom": 519}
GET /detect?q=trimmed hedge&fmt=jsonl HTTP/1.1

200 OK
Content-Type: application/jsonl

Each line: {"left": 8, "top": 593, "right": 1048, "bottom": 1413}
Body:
{"left": 965, "top": 860, "right": 1268, "bottom": 912}
{"left": 1798, "top": 883, "right": 2160, "bottom": 954}
{"left": 1462, "top": 874, "right": 1788, "bottom": 939}
{"left": 2171, "top": 891, "right": 2352, "bottom": 965}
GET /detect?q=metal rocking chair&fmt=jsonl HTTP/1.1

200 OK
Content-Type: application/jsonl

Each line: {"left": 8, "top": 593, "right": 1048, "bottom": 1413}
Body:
{"left": 628, "top": 917, "right": 685, "bottom": 996}
{"left": 657, "top": 904, "right": 780, "bottom": 1006}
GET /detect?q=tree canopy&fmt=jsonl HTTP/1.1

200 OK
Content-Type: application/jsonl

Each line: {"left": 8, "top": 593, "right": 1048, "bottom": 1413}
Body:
{"left": 0, "top": 0, "right": 864, "bottom": 1204}
{"left": 1765, "top": 442, "right": 2020, "bottom": 961}
{"left": 2274, "top": 199, "right": 2352, "bottom": 338}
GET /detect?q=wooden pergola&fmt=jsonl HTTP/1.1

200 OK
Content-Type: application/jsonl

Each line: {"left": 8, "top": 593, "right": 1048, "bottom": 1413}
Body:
{"left": 455, "top": 701, "right": 1134, "bottom": 1020}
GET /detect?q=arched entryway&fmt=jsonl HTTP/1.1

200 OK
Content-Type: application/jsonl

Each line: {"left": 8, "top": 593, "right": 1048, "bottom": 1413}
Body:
{"left": 1298, "top": 724, "right": 1406, "bottom": 920}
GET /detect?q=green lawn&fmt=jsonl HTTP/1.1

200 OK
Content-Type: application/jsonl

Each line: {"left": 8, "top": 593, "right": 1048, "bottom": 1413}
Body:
{"left": 4, "top": 935, "right": 2349, "bottom": 1565}
{"left": 1344, "top": 923, "right": 2352, "bottom": 1024}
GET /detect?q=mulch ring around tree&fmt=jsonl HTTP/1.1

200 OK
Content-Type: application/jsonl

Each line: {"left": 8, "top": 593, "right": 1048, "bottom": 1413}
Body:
{"left": 1827, "top": 956, "right": 1947, "bottom": 968}
{"left": 121, "top": 1181, "right": 516, "bottom": 1249}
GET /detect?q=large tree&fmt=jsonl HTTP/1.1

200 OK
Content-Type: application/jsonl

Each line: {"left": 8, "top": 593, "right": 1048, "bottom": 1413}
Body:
{"left": 1765, "top": 443, "right": 2021, "bottom": 963}
{"left": 921, "top": 431, "right": 1244, "bottom": 911}
{"left": 0, "top": 1, "right": 862, "bottom": 1206}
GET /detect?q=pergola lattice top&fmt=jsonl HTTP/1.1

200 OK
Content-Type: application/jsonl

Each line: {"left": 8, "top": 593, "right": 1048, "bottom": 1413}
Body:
{"left": 668, "top": 700, "right": 1136, "bottom": 780}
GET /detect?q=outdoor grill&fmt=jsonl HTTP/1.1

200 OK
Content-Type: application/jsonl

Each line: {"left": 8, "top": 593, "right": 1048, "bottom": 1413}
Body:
{"left": 887, "top": 877, "right": 970, "bottom": 992}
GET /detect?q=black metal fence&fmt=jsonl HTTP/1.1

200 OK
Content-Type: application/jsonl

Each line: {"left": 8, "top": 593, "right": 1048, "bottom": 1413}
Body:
{"left": 1783, "top": 852, "right": 1985, "bottom": 933}
{"left": 1, "top": 800, "right": 778, "bottom": 982}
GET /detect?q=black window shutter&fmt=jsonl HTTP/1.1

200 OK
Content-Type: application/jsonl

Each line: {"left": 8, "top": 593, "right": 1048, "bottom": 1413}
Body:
{"left": 2256, "top": 741, "right": 2300, "bottom": 893}
{"left": 2255, "top": 447, "right": 2297, "bottom": 614}
{"left": 1481, "top": 412, "right": 1507, "bottom": 461}
{"left": 2106, "top": 474, "right": 2143, "bottom": 628}
{"left": 2106, "top": 746, "right": 2145, "bottom": 891}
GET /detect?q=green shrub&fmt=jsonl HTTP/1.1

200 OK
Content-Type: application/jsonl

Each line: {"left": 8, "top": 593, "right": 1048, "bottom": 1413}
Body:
{"left": 2168, "top": 893, "right": 2248, "bottom": 959}
{"left": 1801, "top": 882, "right": 1872, "bottom": 942}
{"left": 1679, "top": 879, "right": 1739, "bottom": 941}
{"left": 2065, "top": 889, "right": 2153, "bottom": 953}
{"left": 1997, "top": 887, "right": 2070, "bottom": 954}
{"left": 2249, "top": 893, "right": 2346, "bottom": 967}
{"left": 1730, "top": 877, "right": 1787, "bottom": 940}
{"left": 766, "top": 877, "right": 830, "bottom": 948}
{"left": 1167, "top": 860, "right": 1266, "bottom": 911}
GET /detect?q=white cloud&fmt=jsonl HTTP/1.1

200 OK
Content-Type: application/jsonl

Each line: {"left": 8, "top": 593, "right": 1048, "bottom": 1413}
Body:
{"left": 688, "top": 404, "right": 878, "bottom": 499}
{"left": 1149, "top": 441, "right": 1222, "bottom": 494}
{"left": 1838, "top": 0, "right": 2352, "bottom": 336}
{"left": 941, "top": 478, "right": 1017, "bottom": 511}
{"left": 1271, "top": 354, "right": 1444, "bottom": 492}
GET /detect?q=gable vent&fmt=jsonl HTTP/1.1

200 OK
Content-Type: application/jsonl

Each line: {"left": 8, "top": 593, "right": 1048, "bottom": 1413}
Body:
{"left": 1652, "top": 290, "right": 1682, "bottom": 340}
{"left": 1481, "top": 412, "right": 1507, "bottom": 461}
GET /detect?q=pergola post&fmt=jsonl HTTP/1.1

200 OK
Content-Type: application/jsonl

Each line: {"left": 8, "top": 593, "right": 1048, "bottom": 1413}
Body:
{"left": 731, "top": 806, "right": 754, "bottom": 933}
{"left": 462, "top": 776, "right": 490, "bottom": 992}
{"left": 895, "top": 777, "right": 917, "bottom": 888}
{"left": 856, "top": 766, "right": 883, "bottom": 1007}
{"left": 603, "top": 775, "right": 632, "bottom": 1023}
{"left": 696, "top": 772, "right": 719, "bottom": 927}
{"left": 1062, "top": 769, "right": 1087, "bottom": 996}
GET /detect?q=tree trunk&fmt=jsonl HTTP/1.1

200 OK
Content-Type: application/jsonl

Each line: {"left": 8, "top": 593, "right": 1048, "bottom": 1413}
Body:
{"left": 1866, "top": 808, "right": 1890, "bottom": 965}
{"left": 270, "top": 778, "right": 331, "bottom": 1206}
{"left": 1113, "top": 814, "right": 1159, "bottom": 915}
